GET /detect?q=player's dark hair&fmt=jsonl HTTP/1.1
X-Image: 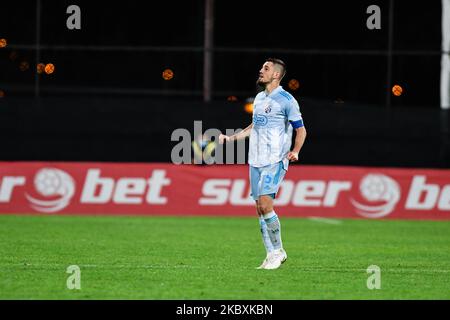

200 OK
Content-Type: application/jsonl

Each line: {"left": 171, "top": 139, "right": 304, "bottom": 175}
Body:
{"left": 266, "top": 57, "right": 287, "bottom": 80}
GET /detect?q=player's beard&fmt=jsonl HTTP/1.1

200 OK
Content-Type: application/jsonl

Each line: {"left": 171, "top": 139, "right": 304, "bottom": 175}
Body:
{"left": 256, "top": 76, "right": 276, "bottom": 93}
{"left": 256, "top": 77, "right": 267, "bottom": 93}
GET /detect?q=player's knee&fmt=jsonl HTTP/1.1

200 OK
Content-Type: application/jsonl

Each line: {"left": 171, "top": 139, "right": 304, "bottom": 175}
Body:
{"left": 255, "top": 201, "right": 261, "bottom": 216}
{"left": 257, "top": 195, "right": 273, "bottom": 214}
{"left": 257, "top": 203, "right": 273, "bottom": 214}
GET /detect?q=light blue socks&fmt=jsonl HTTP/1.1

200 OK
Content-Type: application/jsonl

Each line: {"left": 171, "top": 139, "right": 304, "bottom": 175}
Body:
{"left": 263, "top": 211, "right": 282, "bottom": 250}
{"left": 259, "top": 217, "right": 274, "bottom": 254}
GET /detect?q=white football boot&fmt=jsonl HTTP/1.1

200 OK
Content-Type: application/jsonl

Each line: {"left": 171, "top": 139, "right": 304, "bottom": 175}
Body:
{"left": 256, "top": 253, "right": 271, "bottom": 269}
{"left": 280, "top": 248, "right": 287, "bottom": 264}
{"left": 263, "top": 248, "right": 287, "bottom": 270}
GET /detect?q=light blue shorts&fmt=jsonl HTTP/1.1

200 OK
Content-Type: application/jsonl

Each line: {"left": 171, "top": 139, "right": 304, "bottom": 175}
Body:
{"left": 250, "top": 161, "right": 287, "bottom": 201}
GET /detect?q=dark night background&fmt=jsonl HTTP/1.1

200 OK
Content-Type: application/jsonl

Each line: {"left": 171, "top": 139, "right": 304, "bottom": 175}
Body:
{"left": 0, "top": 0, "right": 448, "bottom": 167}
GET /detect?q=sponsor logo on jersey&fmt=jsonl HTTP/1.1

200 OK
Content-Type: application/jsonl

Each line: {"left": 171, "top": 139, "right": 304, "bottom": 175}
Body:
{"left": 253, "top": 114, "right": 268, "bottom": 126}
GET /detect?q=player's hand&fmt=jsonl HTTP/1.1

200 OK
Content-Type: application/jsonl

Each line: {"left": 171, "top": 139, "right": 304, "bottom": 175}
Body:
{"left": 219, "top": 134, "right": 231, "bottom": 144}
{"left": 287, "top": 151, "right": 299, "bottom": 162}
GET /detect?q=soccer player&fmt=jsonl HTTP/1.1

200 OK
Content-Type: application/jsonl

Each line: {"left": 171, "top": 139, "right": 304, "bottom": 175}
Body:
{"left": 219, "top": 58, "right": 307, "bottom": 270}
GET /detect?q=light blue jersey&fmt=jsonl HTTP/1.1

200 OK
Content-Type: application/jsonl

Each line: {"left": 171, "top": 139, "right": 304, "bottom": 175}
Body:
{"left": 248, "top": 86, "right": 304, "bottom": 171}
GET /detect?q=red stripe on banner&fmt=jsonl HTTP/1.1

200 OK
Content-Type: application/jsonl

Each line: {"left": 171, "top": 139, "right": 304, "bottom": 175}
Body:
{"left": 0, "top": 162, "right": 450, "bottom": 220}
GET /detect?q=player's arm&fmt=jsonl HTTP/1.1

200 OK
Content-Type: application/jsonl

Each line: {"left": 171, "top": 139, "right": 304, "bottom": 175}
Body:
{"left": 285, "top": 98, "right": 306, "bottom": 162}
{"left": 287, "top": 126, "right": 307, "bottom": 162}
{"left": 219, "top": 123, "right": 253, "bottom": 144}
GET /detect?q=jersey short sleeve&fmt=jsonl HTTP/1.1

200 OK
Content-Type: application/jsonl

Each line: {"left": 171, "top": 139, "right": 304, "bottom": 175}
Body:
{"left": 284, "top": 99, "right": 304, "bottom": 127}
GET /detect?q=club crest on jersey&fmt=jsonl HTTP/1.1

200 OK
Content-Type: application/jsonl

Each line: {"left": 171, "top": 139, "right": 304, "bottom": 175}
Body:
{"left": 264, "top": 105, "right": 272, "bottom": 113}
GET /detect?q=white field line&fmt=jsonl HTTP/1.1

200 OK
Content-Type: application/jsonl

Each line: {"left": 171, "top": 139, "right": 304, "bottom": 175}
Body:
{"left": 296, "top": 267, "right": 450, "bottom": 273}
{"left": 0, "top": 263, "right": 200, "bottom": 270}
{"left": 307, "top": 216, "right": 343, "bottom": 225}
{"left": 2, "top": 264, "right": 450, "bottom": 273}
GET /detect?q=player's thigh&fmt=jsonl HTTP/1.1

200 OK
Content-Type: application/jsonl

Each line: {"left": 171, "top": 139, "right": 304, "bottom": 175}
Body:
{"left": 249, "top": 166, "right": 261, "bottom": 201}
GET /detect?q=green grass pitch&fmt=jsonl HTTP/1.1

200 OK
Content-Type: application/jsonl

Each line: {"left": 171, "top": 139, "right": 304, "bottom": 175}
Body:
{"left": 0, "top": 214, "right": 449, "bottom": 299}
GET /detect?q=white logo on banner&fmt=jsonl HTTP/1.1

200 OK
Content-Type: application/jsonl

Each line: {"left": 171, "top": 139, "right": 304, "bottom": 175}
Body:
{"left": 351, "top": 174, "right": 400, "bottom": 218}
{"left": 25, "top": 168, "right": 76, "bottom": 213}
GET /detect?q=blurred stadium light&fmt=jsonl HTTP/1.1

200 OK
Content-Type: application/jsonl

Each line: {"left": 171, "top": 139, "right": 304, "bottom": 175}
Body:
{"left": 0, "top": 0, "right": 449, "bottom": 167}
{"left": 0, "top": 0, "right": 447, "bottom": 108}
